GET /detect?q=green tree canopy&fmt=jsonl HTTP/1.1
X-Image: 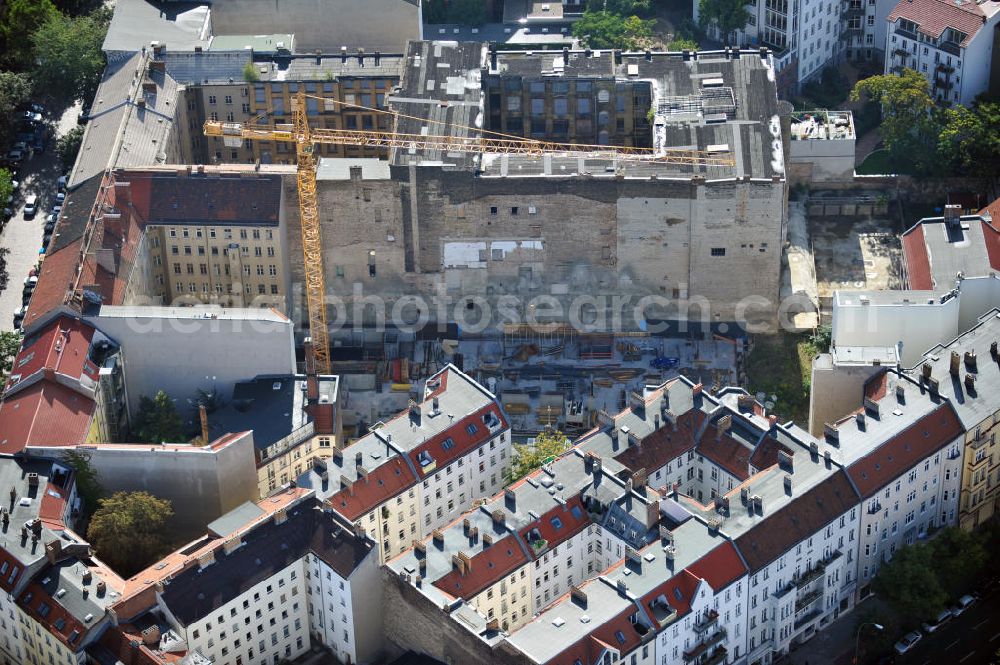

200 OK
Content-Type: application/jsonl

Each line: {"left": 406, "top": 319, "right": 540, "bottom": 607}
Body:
{"left": 572, "top": 10, "right": 655, "bottom": 50}
{"left": 0, "top": 0, "right": 59, "bottom": 68}
{"left": 667, "top": 38, "right": 700, "bottom": 51}
{"left": 698, "top": 0, "right": 751, "bottom": 44}
{"left": 60, "top": 450, "right": 102, "bottom": 514}
{"left": 851, "top": 70, "right": 937, "bottom": 173}
{"left": 31, "top": 10, "right": 107, "bottom": 104}
{"left": 872, "top": 540, "right": 947, "bottom": 623}
{"left": 57, "top": 125, "right": 84, "bottom": 171}
{"left": 0, "top": 71, "right": 32, "bottom": 146}
{"left": 87, "top": 491, "right": 174, "bottom": 576}
{"left": 937, "top": 102, "right": 1000, "bottom": 176}
{"left": 508, "top": 430, "right": 570, "bottom": 482}
{"left": 134, "top": 391, "right": 186, "bottom": 443}
{"left": 423, "top": 0, "right": 486, "bottom": 24}
{"left": 0, "top": 331, "right": 21, "bottom": 384}
{"left": 586, "top": 0, "right": 653, "bottom": 16}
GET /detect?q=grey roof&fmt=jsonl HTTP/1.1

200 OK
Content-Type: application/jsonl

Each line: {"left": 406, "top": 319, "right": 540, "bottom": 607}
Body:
{"left": 391, "top": 43, "right": 784, "bottom": 180}
{"left": 426, "top": 23, "right": 576, "bottom": 47}
{"left": 904, "top": 216, "right": 997, "bottom": 289}
{"left": 103, "top": 0, "right": 210, "bottom": 54}
{"left": 316, "top": 158, "right": 391, "bottom": 181}
{"left": 70, "top": 54, "right": 180, "bottom": 188}
{"left": 911, "top": 309, "right": 1000, "bottom": 428}
{"left": 0, "top": 456, "right": 73, "bottom": 576}
{"left": 33, "top": 556, "right": 120, "bottom": 633}
{"left": 159, "top": 50, "right": 251, "bottom": 85}
{"left": 209, "top": 34, "right": 294, "bottom": 53}
{"left": 207, "top": 374, "right": 338, "bottom": 450}
{"left": 260, "top": 52, "right": 406, "bottom": 81}
{"left": 207, "top": 501, "right": 265, "bottom": 538}
{"left": 94, "top": 304, "right": 290, "bottom": 322}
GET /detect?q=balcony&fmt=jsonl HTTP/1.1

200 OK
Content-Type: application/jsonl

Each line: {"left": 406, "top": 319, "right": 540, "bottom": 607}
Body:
{"left": 795, "top": 588, "right": 823, "bottom": 613}
{"left": 939, "top": 41, "right": 962, "bottom": 57}
{"left": 794, "top": 562, "right": 827, "bottom": 589}
{"left": 846, "top": 3, "right": 864, "bottom": 15}
{"left": 935, "top": 77, "right": 953, "bottom": 91}
{"left": 937, "top": 63, "right": 955, "bottom": 73}
{"left": 693, "top": 610, "right": 719, "bottom": 634}
{"left": 704, "top": 647, "right": 728, "bottom": 665}
{"left": 895, "top": 28, "right": 919, "bottom": 41}
{"left": 794, "top": 607, "right": 823, "bottom": 630}
{"left": 684, "top": 629, "right": 726, "bottom": 662}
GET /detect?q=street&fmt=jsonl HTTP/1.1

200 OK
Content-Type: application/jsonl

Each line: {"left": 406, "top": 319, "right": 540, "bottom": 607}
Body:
{"left": 896, "top": 585, "right": 1000, "bottom": 665}
{"left": 0, "top": 101, "right": 80, "bottom": 332}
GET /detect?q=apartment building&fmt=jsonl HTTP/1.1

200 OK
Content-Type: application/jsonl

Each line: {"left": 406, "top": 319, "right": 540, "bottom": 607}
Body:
{"left": 111, "top": 488, "right": 383, "bottom": 665}
{"left": 823, "top": 369, "right": 965, "bottom": 597}
{"left": 295, "top": 365, "right": 512, "bottom": 563}
{"left": 693, "top": 0, "right": 843, "bottom": 91}
{"left": 208, "top": 370, "right": 342, "bottom": 497}
{"left": 913, "top": 316, "right": 1000, "bottom": 529}
{"left": 0, "top": 456, "right": 127, "bottom": 665}
{"left": 885, "top": 0, "right": 1000, "bottom": 105}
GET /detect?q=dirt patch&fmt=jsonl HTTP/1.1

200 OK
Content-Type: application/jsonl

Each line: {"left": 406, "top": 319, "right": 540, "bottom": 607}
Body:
{"left": 812, "top": 217, "right": 904, "bottom": 299}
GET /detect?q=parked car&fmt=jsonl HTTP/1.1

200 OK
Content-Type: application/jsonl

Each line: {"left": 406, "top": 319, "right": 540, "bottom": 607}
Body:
{"left": 894, "top": 631, "right": 922, "bottom": 655}
{"left": 27, "top": 102, "right": 45, "bottom": 114}
{"left": 56, "top": 175, "right": 67, "bottom": 191}
{"left": 33, "top": 135, "right": 45, "bottom": 153}
{"left": 77, "top": 104, "right": 90, "bottom": 124}
{"left": 50, "top": 204, "right": 61, "bottom": 217}
{"left": 950, "top": 594, "right": 975, "bottom": 617}
{"left": 12, "top": 141, "right": 28, "bottom": 153}
{"left": 23, "top": 275, "right": 37, "bottom": 290}
{"left": 55, "top": 191, "right": 65, "bottom": 205}
{"left": 22, "top": 110, "right": 42, "bottom": 124}
{"left": 6, "top": 149, "right": 24, "bottom": 163}
{"left": 23, "top": 194, "right": 38, "bottom": 219}
{"left": 922, "top": 608, "right": 952, "bottom": 633}
{"left": 44, "top": 214, "right": 55, "bottom": 232}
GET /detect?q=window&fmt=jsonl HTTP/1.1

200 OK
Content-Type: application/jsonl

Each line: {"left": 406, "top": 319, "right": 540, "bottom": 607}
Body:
{"left": 711, "top": 247, "right": 726, "bottom": 257}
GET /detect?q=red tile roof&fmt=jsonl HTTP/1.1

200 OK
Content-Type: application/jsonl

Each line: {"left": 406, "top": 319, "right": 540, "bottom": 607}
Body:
{"left": 518, "top": 495, "right": 591, "bottom": 559}
{"left": 902, "top": 223, "right": 933, "bottom": 289}
{"left": 23, "top": 243, "right": 84, "bottom": 329}
{"left": 39, "top": 482, "right": 70, "bottom": 528}
{"left": 687, "top": 540, "right": 748, "bottom": 590}
{"left": 887, "top": 0, "right": 988, "bottom": 46}
{"left": 981, "top": 195, "right": 1000, "bottom": 223}
{"left": 328, "top": 455, "right": 418, "bottom": 521}
{"left": 749, "top": 437, "right": 793, "bottom": 472}
{"left": 546, "top": 606, "right": 644, "bottom": 665}
{"left": 406, "top": 403, "right": 508, "bottom": 479}
{"left": 18, "top": 583, "right": 88, "bottom": 651}
{"left": 698, "top": 423, "right": 751, "bottom": 481}
{"left": 0, "top": 381, "right": 96, "bottom": 453}
{"left": 0, "top": 547, "right": 26, "bottom": 593}
{"left": 5, "top": 316, "right": 98, "bottom": 395}
{"left": 642, "top": 569, "right": 701, "bottom": 618}
{"left": 846, "top": 402, "right": 963, "bottom": 497}
{"left": 613, "top": 410, "right": 703, "bottom": 477}
{"left": 432, "top": 534, "right": 528, "bottom": 600}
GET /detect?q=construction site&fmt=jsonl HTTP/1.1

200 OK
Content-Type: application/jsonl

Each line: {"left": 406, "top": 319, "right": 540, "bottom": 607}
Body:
{"left": 328, "top": 328, "right": 741, "bottom": 439}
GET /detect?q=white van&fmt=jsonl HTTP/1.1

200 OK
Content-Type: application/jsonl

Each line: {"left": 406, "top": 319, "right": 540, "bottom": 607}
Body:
{"left": 23, "top": 194, "right": 38, "bottom": 219}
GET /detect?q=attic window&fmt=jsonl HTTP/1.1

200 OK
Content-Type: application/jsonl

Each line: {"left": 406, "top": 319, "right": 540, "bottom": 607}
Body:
{"left": 551, "top": 516, "right": 563, "bottom": 530}
{"left": 38, "top": 602, "right": 51, "bottom": 618}
{"left": 54, "top": 618, "right": 66, "bottom": 631}
{"left": 615, "top": 630, "right": 626, "bottom": 644}
{"left": 68, "top": 630, "right": 80, "bottom": 644}
{"left": 673, "top": 587, "right": 683, "bottom": 601}
{"left": 442, "top": 438, "right": 455, "bottom": 451}
{"left": 571, "top": 506, "right": 582, "bottom": 520}
{"left": 465, "top": 423, "right": 479, "bottom": 435}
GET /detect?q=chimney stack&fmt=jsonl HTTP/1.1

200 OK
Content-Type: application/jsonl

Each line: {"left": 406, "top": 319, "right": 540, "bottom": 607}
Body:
{"left": 716, "top": 414, "right": 732, "bottom": 439}
{"left": 950, "top": 351, "right": 961, "bottom": 377}
{"left": 199, "top": 404, "right": 209, "bottom": 445}
{"left": 965, "top": 373, "right": 976, "bottom": 393}
{"left": 965, "top": 351, "right": 977, "bottom": 371}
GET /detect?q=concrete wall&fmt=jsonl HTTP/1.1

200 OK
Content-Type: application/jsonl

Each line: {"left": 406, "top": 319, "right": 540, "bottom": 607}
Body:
{"left": 296, "top": 166, "right": 786, "bottom": 327}
{"left": 66, "top": 433, "right": 258, "bottom": 534}
{"left": 87, "top": 308, "right": 296, "bottom": 421}
{"left": 349, "top": 548, "right": 385, "bottom": 664}
{"left": 789, "top": 138, "right": 856, "bottom": 183}
{"left": 209, "top": 0, "right": 420, "bottom": 53}
{"left": 808, "top": 354, "right": 884, "bottom": 436}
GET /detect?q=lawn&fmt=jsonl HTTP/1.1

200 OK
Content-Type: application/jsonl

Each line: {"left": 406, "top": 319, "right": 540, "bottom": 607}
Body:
{"left": 745, "top": 332, "right": 819, "bottom": 427}
{"left": 856, "top": 148, "right": 917, "bottom": 176}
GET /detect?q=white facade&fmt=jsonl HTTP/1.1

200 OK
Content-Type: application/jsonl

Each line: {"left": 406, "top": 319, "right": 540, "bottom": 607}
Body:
{"left": 744, "top": 508, "right": 858, "bottom": 665}
{"left": 855, "top": 443, "right": 964, "bottom": 594}
{"left": 175, "top": 560, "right": 311, "bottom": 665}
{"left": 654, "top": 577, "right": 747, "bottom": 665}
{"left": 0, "top": 590, "right": 25, "bottom": 665}
{"left": 306, "top": 550, "right": 382, "bottom": 665}
{"left": 884, "top": 7, "right": 1000, "bottom": 106}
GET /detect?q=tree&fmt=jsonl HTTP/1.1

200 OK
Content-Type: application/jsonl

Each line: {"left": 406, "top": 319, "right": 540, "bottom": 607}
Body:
{"left": 423, "top": 0, "right": 486, "bottom": 24}
{"left": 508, "top": 430, "right": 570, "bottom": 482}
{"left": 0, "top": 0, "right": 59, "bottom": 68}
{"left": 698, "top": 0, "right": 751, "bottom": 45}
{"left": 937, "top": 102, "right": 1000, "bottom": 176}
{"left": 930, "top": 527, "right": 987, "bottom": 597}
{"left": 572, "top": 10, "right": 656, "bottom": 50}
{"left": 0, "top": 168, "right": 13, "bottom": 211}
{"left": 587, "top": 0, "right": 653, "bottom": 16}
{"left": 0, "top": 71, "right": 32, "bottom": 146}
{"left": 56, "top": 125, "right": 84, "bottom": 171}
{"left": 851, "top": 70, "right": 938, "bottom": 174}
{"left": 60, "top": 450, "right": 102, "bottom": 514}
{"left": 668, "top": 38, "right": 700, "bottom": 51}
{"left": 872, "top": 541, "right": 947, "bottom": 623}
{"left": 133, "top": 391, "right": 186, "bottom": 443}
{"left": 0, "top": 331, "right": 21, "bottom": 384}
{"left": 87, "top": 491, "right": 174, "bottom": 575}
{"left": 31, "top": 11, "right": 107, "bottom": 104}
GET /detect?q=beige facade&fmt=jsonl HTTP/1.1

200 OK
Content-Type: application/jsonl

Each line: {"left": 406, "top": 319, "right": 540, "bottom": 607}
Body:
{"left": 471, "top": 566, "right": 533, "bottom": 633}
{"left": 16, "top": 605, "right": 76, "bottom": 665}
{"left": 146, "top": 220, "right": 288, "bottom": 309}
{"left": 259, "top": 432, "right": 335, "bottom": 496}
{"left": 361, "top": 488, "right": 422, "bottom": 563}
{"left": 960, "top": 414, "right": 1000, "bottom": 530}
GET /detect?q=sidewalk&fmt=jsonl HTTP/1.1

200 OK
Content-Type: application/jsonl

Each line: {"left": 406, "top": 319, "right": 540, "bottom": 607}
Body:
{"left": 781, "top": 597, "right": 887, "bottom": 665}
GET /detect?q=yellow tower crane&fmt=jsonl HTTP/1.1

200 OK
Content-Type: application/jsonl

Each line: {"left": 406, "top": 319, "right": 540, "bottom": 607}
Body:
{"left": 204, "top": 90, "right": 736, "bottom": 373}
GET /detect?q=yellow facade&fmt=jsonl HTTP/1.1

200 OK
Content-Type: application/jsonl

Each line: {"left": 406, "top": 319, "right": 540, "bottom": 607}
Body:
{"left": 363, "top": 487, "right": 421, "bottom": 563}
{"left": 146, "top": 223, "right": 287, "bottom": 310}
{"left": 471, "top": 567, "right": 533, "bottom": 633}
{"left": 960, "top": 413, "right": 1000, "bottom": 530}
{"left": 259, "top": 434, "right": 335, "bottom": 497}
{"left": 17, "top": 605, "right": 77, "bottom": 665}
